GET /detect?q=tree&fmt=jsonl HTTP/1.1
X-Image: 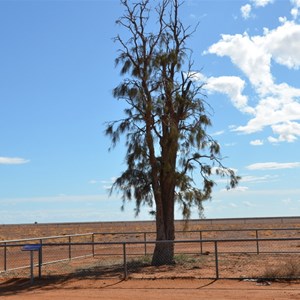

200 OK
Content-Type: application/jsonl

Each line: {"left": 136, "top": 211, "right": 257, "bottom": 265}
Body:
{"left": 106, "top": 0, "right": 240, "bottom": 266}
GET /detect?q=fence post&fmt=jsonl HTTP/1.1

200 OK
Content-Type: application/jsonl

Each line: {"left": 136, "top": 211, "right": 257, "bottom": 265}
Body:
{"left": 214, "top": 241, "right": 219, "bottom": 279}
{"left": 3, "top": 242, "right": 7, "bottom": 271}
{"left": 92, "top": 234, "right": 95, "bottom": 257}
{"left": 68, "top": 236, "right": 72, "bottom": 260}
{"left": 30, "top": 251, "right": 34, "bottom": 284}
{"left": 39, "top": 239, "right": 43, "bottom": 279}
{"left": 199, "top": 231, "right": 203, "bottom": 254}
{"left": 123, "top": 242, "right": 128, "bottom": 280}
{"left": 255, "top": 230, "right": 260, "bottom": 254}
{"left": 144, "top": 233, "right": 147, "bottom": 256}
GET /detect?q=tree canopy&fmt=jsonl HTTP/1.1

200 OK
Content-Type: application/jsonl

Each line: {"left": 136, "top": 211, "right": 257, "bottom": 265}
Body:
{"left": 106, "top": 0, "right": 240, "bottom": 265}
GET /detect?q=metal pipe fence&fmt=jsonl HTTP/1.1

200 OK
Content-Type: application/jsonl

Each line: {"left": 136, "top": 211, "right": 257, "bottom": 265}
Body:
{"left": 1, "top": 237, "right": 300, "bottom": 281}
{"left": 91, "top": 227, "right": 300, "bottom": 256}
{"left": 0, "top": 233, "right": 94, "bottom": 274}
{"left": 0, "top": 227, "right": 293, "bottom": 273}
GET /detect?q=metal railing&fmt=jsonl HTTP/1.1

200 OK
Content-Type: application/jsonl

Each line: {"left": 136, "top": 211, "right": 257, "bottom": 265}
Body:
{"left": 1, "top": 227, "right": 300, "bottom": 280}
{"left": 0, "top": 233, "right": 94, "bottom": 273}
{"left": 91, "top": 227, "right": 300, "bottom": 256}
{"left": 1, "top": 237, "right": 300, "bottom": 280}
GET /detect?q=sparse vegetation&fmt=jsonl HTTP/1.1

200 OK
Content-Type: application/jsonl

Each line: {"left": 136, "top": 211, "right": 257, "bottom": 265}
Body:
{"left": 261, "top": 259, "right": 300, "bottom": 280}
{"left": 129, "top": 255, "right": 153, "bottom": 267}
{"left": 174, "top": 254, "right": 200, "bottom": 265}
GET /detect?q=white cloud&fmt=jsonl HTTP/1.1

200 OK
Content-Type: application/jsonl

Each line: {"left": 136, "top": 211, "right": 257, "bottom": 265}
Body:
{"left": 268, "top": 121, "right": 300, "bottom": 143}
{"left": 205, "top": 75, "right": 254, "bottom": 114}
{"left": 205, "top": 19, "right": 300, "bottom": 143}
{"left": 279, "top": 16, "right": 287, "bottom": 23}
{"left": 0, "top": 157, "right": 29, "bottom": 165}
{"left": 241, "top": 4, "right": 252, "bottom": 19}
{"left": 291, "top": 8, "right": 299, "bottom": 19}
{"left": 196, "top": 72, "right": 255, "bottom": 114}
{"left": 251, "top": 0, "right": 273, "bottom": 7}
{"left": 240, "top": 174, "right": 279, "bottom": 183}
{"left": 291, "top": 0, "right": 300, "bottom": 19}
{"left": 250, "top": 139, "right": 264, "bottom": 146}
{"left": 240, "top": 1, "right": 274, "bottom": 20}
{"left": 261, "top": 21, "right": 300, "bottom": 69}
{"left": 235, "top": 89, "right": 300, "bottom": 135}
{"left": 246, "top": 162, "right": 300, "bottom": 170}
{"left": 207, "top": 32, "right": 273, "bottom": 91}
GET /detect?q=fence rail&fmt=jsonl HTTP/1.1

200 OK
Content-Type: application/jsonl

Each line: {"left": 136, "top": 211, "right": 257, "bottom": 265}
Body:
{"left": 1, "top": 228, "right": 300, "bottom": 280}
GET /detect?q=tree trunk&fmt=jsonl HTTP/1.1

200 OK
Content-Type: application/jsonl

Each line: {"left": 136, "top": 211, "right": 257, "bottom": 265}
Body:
{"left": 151, "top": 194, "right": 175, "bottom": 266}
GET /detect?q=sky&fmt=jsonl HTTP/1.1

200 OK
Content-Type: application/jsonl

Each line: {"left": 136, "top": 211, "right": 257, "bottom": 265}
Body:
{"left": 0, "top": 0, "right": 300, "bottom": 224}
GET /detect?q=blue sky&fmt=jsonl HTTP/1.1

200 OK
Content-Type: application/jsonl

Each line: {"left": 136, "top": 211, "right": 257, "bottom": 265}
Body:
{"left": 1, "top": 0, "right": 300, "bottom": 224}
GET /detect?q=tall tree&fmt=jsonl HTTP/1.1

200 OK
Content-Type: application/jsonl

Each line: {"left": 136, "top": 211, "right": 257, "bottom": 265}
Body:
{"left": 106, "top": 0, "right": 240, "bottom": 266}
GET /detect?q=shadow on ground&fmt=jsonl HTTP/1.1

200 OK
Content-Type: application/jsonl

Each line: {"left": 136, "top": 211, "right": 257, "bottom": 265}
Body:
{"left": 0, "top": 264, "right": 128, "bottom": 296}
{"left": 0, "top": 258, "right": 222, "bottom": 296}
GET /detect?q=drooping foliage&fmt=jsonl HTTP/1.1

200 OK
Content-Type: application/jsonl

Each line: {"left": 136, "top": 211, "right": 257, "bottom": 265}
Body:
{"left": 106, "top": 0, "right": 240, "bottom": 265}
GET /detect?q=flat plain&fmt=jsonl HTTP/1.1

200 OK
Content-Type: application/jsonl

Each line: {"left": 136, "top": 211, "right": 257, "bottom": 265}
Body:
{"left": 1, "top": 217, "right": 300, "bottom": 299}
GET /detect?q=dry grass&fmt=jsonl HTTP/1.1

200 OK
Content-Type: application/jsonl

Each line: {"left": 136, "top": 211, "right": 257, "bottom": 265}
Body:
{"left": 261, "top": 259, "right": 300, "bottom": 280}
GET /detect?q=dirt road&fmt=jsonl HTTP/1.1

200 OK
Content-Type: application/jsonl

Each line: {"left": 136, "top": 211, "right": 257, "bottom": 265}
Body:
{"left": 1, "top": 278, "right": 300, "bottom": 300}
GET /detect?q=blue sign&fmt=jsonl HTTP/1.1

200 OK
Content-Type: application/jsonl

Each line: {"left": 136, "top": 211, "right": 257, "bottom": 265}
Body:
{"left": 22, "top": 244, "right": 42, "bottom": 251}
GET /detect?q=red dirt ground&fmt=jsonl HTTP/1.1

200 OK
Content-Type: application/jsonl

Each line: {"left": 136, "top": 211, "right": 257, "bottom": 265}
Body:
{"left": 1, "top": 278, "right": 300, "bottom": 299}
{"left": 1, "top": 219, "right": 300, "bottom": 298}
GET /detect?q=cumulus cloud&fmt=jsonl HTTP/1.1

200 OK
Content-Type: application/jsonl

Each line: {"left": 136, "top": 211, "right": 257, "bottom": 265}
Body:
{"left": 207, "top": 76, "right": 254, "bottom": 114}
{"left": 268, "top": 121, "right": 300, "bottom": 143}
{"left": 291, "top": 0, "right": 300, "bottom": 19}
{"left": 261, "top": 21, "right": 300, "bottom": 69}
{"left": 235, "top": 90, "right": 300, "bottom": 134}
{"left": 0, "top": 157, "right": 29, "bottom": 165}
{"left": 246, "top": 162, "right": 300, "bottom": 170}
{"left": 240, "top": 0, "right": 274, "bottom": 20}
{"left": 197, "top": 73, "right": 254, "bottom": 114}
{"left": 207, "top": 32, "right": 273, "bottom": 92}
{"left": 251, "top": 0, "right": 273, "bottom": 7}
{"left": 279, "top": 16, "right": 287, "bottom": 23}
{"left": 204, "top": 18, "right": 300, "bottom": 142}
{"left": 241, "top": 4, "right": 252, "bottom": 19}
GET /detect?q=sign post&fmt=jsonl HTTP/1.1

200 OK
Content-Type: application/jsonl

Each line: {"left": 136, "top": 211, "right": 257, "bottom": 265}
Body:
{"left": 21, "top": 244, "right": 42, "bottom": 284}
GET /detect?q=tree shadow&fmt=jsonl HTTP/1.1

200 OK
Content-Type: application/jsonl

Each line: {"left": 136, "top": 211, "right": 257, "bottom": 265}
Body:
{"left": 0, "top": 258, "right": 213, "bottom": 295}
{"left": 0, "top": 263, "right": 127, "bottom": 296}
